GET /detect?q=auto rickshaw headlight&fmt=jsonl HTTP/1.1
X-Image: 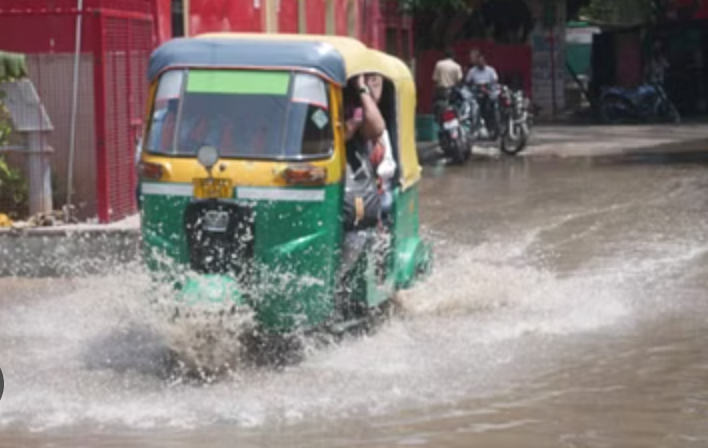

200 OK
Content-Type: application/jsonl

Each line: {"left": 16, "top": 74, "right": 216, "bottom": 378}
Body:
{"left": 197, "top": 145, "right": 220, "bottom": 173}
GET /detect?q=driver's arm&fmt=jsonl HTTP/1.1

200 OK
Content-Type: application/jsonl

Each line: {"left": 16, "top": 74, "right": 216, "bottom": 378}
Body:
{"left": 358, "top": 78, "right": 385, "bottom": 141}
{"left": 345, "top": 108, "right": 363, "bottom": 141}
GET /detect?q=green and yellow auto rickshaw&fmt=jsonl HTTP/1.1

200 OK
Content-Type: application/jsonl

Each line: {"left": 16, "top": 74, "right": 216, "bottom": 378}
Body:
{"left": 137, "top": 32, "right": 432, "bottom": 354}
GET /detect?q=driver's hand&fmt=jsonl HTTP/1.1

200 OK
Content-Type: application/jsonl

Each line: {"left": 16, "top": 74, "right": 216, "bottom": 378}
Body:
{"left": 356, "top": 75, "right": 366, "bottom": 90}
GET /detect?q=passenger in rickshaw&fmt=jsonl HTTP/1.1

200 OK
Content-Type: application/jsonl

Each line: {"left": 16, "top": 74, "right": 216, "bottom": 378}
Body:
{"left": 364, "top": 74, "right": 397, "bottom": 218}
{"left": 343, "top": 74, "right": 386, "bottom": 231}
{"left": 342, "top": 74, "right": 397, "bottom": 279}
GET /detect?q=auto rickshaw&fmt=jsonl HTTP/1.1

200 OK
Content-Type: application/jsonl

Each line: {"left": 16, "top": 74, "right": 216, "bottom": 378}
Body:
{"left": 137, "top": 32, "right": 432, "bottom": 354}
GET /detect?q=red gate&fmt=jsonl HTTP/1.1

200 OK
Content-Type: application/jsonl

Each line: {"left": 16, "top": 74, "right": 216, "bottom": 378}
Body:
{"left": 0, "top": 0, "right": 156, "bottom": 223}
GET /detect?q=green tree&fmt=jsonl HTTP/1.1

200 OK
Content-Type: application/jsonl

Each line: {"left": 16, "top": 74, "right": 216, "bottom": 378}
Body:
{"left": 0, "top": 51, "right": 29, "bottom": 217}
{"left": 576, "top": 0, "right": 696, "bottom": 24}
{"left": 399, "top": 0, "right": 597, "bottom": 49}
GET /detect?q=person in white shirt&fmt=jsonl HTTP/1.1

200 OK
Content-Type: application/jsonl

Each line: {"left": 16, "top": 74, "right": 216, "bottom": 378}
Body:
{"left": 432, "top": 49, "right": 463, "bottom": 119}
{"left": 466, "top": 49, "right": 501, "bottom": 137}
{"left": 433, "top": 49, "right": 463, "bottom": 89}
{"left": 465, "top": 49, "right": 498, "bottom": 86}
{"left": 364, "top": 74, "right": 397, "bottom": 215}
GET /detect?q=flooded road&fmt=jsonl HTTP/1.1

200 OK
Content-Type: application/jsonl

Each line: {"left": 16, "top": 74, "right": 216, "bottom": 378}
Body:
{"left": 3, "top": 152, "right": 708, "bottom": 447}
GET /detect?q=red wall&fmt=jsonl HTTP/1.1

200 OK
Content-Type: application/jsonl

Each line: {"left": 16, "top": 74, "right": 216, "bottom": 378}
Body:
{"left": 672, "top": 0, "right": 708, "bottom": 19}
{"left": 0, "top": 0, "right": 156, "bottom": 52}
{"left": 416, "top": 40, "right": 532, "bottom": 114}
{"left": 189, "top": 0, "right": 262, "bottom": 35}
{"left": 335, "top": 0, "right": 348, "bottom": 35}
{"left": 171, "top": 0, "right": 386, "bottom": 51}
{"left": 615, "top": 33, "right": 642, "bottom": 88}
{"left": 154, "top": 0, "right": 172, "bottom": 43}
{"left": 279, "top": 0, "right": 299, "bottom": 33}
{"left": 0, "top": 13, "right": 91, "bottom": 53}
{"left": 367, "top": 0, "right": 383, "bottom": 49}
{"left": 306, "top": 0, "right": 327, "bottom": 34}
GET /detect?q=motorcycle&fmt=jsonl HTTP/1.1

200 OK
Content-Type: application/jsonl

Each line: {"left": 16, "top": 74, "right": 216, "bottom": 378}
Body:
{"left": 498, "top": 85, "right": 532, "bottom": 155}
{"left": 470, "top": 83, "right": 501, "bottom": 141}
{"left": 468, "top": 83, "right": 531, "bottom": 156}
{"left": 599, "top": 81, "right": 680, "bottom": 124}
{"left": 434, "top": 85, "right": 473, "bottom": 164}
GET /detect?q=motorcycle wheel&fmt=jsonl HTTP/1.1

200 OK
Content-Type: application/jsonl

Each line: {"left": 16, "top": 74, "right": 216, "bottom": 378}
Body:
{"left": 487, "top": 111, "right": 501, "bottom": 141}
{"left": 599, "top": 95, "right": 630, "bottom": 124}
{"left": 450, "top": 139, "right": 465, "bottom": 165}
{"left": 438, "top": 132, "right": 463, "bottom": 165}
{"left": 462, "top": 124, "right": 473, "bottom": 161}
{"left": 500, "top": 122, "right": 529, "bottom": 156}
{"left": 660, "top": 101, "right": 681, "bottom": 124}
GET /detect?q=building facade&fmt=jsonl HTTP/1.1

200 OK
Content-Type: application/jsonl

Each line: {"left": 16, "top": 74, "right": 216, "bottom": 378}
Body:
{"left": 152, "top": 0, "right": 412, "bottom": 63}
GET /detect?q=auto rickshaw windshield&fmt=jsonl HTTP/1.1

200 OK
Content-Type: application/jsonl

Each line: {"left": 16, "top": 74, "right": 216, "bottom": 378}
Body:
{"left": 146, "top": 69, "right": 334, "bottom": 160}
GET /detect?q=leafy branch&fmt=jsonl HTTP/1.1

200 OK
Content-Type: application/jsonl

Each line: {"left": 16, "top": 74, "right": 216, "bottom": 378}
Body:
{"left": 0, "top": 50, "right": 29, "bottom": 217}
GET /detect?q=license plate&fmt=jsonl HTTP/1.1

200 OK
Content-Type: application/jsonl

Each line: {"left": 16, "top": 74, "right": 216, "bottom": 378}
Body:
{"left": 443, "top": 119, "right": 459, "bottom": 130}
{"left": 193, "top": 178, "right": 233, "bottom": 199}
{"left": 203, "top": 210, "right": 229, "bottom": 232}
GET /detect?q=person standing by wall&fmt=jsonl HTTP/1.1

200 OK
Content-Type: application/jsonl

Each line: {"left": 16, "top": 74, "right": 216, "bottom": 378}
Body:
{"left": 432, "top": 49, "right": 463, "bottom": 117}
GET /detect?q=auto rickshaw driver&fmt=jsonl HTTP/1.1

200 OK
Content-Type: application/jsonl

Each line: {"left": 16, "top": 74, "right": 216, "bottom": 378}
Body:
{"left": 177, "top": 98, "right": 237, "bottom": 155}
{"left": 342, "top": 74, "right": 387, "bottom": 230}
{"left": 345, "top": 74, "right": 386, "bottom": 145}
{"left": 364, "top": 73, "right": 397, "bottom": 216}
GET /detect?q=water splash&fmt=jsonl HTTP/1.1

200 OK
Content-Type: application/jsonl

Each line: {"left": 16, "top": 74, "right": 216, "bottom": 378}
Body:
{"left": 0, "top": 228, "right": 641, "bottom": 432}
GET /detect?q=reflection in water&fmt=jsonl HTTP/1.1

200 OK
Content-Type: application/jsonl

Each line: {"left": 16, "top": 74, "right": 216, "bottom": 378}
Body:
{"left": 2, "top": 152, "right": 708, "bottom": 447}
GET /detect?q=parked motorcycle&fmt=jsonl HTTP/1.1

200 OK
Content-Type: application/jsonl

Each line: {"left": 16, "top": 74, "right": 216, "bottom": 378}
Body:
{"left": 599, "top": 82, "right": 680, "bottom": 124}
{"left": 470, "top": 83, "right": 501, "bottom": 141}
{"left": 469, "top": 83, "right": 531, "bottom": 156}
{"left": 434, "top": 85, "right": 473, "bottom": 164}
{"left": 498, "top": 85, "right": 532, "bottom": 155}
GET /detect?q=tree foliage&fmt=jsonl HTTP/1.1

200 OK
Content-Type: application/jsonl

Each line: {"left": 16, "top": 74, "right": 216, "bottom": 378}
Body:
{"left": 396, "top": 0, "right": 475, "bottom": 12}
{"left": 577, "top": 0, "right": 703, "bottom": 24}
{"left": 0, "top": 50, "right": 29, "bottom": 217}
{"left": 404, "top": 0, "right": 535, "bottom": 50}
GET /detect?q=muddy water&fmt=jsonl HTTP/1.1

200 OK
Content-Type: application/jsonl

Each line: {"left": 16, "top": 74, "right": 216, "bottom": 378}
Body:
{"left": 2, "top": 152, "right": 708, "bottom": 447}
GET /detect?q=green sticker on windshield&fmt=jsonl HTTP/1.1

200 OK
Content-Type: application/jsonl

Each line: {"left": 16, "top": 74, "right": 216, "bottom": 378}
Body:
{"left": 187, "top": 70, "right": 290, "bottom": 95}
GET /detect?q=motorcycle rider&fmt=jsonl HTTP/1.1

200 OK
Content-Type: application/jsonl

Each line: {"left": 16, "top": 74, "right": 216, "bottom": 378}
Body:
{"left": 465, "top": 49, "right": 499, "bottom": 86}
{"left": 465, "top": 49, "right": 500, "bottom": 138}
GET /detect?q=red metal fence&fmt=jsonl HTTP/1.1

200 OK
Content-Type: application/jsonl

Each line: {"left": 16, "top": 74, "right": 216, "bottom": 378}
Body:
{"left": 0, "top": 0, "right": 155, "bottom": 223}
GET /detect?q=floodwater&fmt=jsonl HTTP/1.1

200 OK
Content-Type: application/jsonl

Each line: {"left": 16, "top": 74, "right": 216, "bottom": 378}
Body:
{"left": 3, "top": 149, "right": 708, "bottom": 447}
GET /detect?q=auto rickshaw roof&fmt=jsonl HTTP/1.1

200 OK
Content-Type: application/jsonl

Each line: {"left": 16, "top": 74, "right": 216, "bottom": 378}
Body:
{"left": 147, "top": 35, "right": 348, "bottom": 84}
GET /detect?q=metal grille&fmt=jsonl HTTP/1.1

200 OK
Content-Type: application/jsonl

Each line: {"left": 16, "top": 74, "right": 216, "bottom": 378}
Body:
{"left": 0, "top": 0, "right": 155, "bottom": 223}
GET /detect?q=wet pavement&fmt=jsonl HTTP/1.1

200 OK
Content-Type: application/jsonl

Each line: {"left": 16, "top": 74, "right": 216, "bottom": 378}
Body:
{"left": 2, "top": 148, "right": 708, "bottom": 447}
{"left": 419, "top": 124, "right": 708, "bottom": 162}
